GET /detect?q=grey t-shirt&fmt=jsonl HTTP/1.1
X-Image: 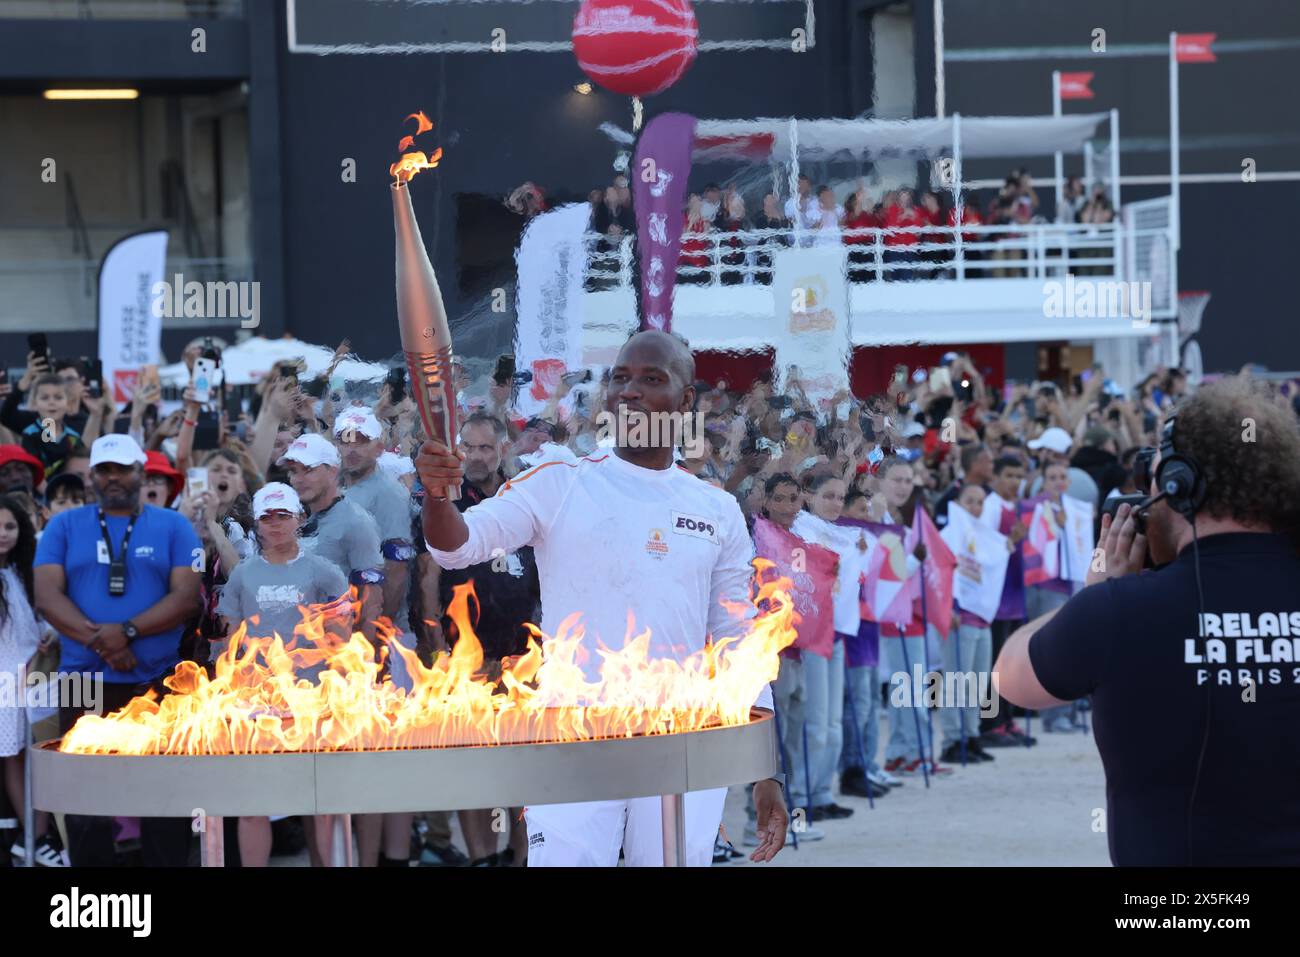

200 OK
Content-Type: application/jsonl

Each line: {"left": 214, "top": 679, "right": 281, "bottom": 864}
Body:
{"left": 214, "top": 552, "right": 349, "bottom": 660}
{"left": 299, "top": 496, "right": 383, "bottom": 581}
{"left": 344, "top": 467, "right": 414, "bottom": 631}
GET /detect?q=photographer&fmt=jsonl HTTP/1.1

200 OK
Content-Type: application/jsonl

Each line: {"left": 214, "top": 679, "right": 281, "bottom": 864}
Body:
{"left": 994, "top": 376, "right": 1300, "bottom": 865}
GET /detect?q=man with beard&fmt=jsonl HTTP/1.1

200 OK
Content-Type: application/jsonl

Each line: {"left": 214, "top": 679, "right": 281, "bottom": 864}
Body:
{"left": 33, "top": 435, "right": 201, "bottom": 866}
{"left": 418, "top": 330, "right": 788, "bottom": 867}
{"left": 0, "top": 445, "right": 44, "bottom": 496}
{"left": 995, "top": 377, "right": 1300, "bottom": 865}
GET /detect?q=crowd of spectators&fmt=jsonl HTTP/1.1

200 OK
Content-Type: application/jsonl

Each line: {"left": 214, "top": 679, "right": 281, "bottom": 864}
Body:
{"left": 580, "top": 166, "right": 1119, "bottom": 286}
{"left": 3, "top": 326, "right": 1290, "bottom": 867}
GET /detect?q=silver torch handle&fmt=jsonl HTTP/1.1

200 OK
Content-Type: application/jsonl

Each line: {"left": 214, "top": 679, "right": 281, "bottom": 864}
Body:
{"left": 392, "top": 179, "right": 461, "bottom": 502}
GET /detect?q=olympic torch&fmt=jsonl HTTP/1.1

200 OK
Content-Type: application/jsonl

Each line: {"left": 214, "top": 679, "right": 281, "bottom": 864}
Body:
{"left": 390, "top": 117, "right": 459, "bottom": 500}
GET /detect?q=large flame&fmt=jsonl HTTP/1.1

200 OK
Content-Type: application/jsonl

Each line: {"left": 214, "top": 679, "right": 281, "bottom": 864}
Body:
{"left": 60, "top": 562, "right": 797, "bottom": 755}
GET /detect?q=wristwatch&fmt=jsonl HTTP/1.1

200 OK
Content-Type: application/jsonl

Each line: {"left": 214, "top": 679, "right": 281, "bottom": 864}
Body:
{"left": 123, "top": 620, "right": 140, "bottom": 641}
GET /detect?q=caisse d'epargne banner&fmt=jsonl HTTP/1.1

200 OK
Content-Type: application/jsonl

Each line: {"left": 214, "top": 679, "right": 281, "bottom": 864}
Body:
{"left": 513, "top": 203, "right": 591, "bottom": 417}
{"left": 98, "top": 230, "right": 168, "bottom": 404}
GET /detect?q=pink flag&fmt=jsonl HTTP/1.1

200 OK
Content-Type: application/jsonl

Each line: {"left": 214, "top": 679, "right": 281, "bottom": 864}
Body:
{"left": 861, "top": 524, "right": 916, "bottom": 627}
{"left": 1021, "top": 499, "right": 1061, "bottom": 586}
{"left": 905, "top": 508, "right": 957, "bottom": 636}
{"left": 752, "top": 516, "right": 839, "bottom": 659}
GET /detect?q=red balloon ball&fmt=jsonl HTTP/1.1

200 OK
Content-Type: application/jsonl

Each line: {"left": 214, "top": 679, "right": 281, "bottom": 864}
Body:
{"left": 572, "top": 0, "right": 699, "bottom": 98}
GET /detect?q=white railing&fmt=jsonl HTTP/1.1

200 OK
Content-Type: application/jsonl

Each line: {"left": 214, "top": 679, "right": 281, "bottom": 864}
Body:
{"left": 583, "top": 220, "right": 1149, "bottom": 288}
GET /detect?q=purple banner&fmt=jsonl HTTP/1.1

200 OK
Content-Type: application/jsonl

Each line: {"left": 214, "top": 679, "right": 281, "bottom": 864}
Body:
{"left": 632, "top": 112, "right": 696, "bottom": 331}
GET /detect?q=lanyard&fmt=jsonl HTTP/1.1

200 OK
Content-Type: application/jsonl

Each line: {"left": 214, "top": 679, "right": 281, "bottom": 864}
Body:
{"left": 98, "top": 508, "right": 138, "bottom": 596}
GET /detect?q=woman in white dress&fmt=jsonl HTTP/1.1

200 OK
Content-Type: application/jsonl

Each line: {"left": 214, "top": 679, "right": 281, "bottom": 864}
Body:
{"left": 0, "top": 493, "right": 63, "bottom": 865}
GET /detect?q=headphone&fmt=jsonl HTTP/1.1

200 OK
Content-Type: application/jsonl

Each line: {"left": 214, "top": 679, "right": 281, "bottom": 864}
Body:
{"left": 1154, "top": 414, "right": 1207, "bottom": 519}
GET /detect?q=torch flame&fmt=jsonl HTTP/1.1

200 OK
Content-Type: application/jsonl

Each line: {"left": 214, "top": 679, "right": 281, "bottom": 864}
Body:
{"left": 390, "top": 110, "right": 441, "bottom": 184}
{"left": 59, "top": 562, "right": 798, "bottom": 755}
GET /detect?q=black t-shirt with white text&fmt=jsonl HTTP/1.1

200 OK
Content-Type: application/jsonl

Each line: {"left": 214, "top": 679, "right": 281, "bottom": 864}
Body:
{"left": 1029, "top": 532, "right": 1300, "bottom": 865}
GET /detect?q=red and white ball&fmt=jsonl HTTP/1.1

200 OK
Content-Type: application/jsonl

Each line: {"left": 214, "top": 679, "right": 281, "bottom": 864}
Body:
{"left": 572, "top": 0, "right": 699, "bottom": 98}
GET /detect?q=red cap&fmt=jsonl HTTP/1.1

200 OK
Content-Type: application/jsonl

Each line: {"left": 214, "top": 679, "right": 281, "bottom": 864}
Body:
{"left": 144, "top": 451, "right": 183, "bottom": 502}
{"left": 0, "top": 445, "right": 45, "bottom": 489}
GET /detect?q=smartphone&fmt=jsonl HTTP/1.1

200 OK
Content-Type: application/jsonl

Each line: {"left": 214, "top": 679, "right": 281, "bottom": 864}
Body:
{"left": 301, "top": 377, "right": 327, "bottom": 399}
{"left": 385, "top": 366, "right": 407, "bottom": 405}
{"left": 193, "top": 410, "right": 220, "bottom": 451}
{"left": 27, "top": 333, "right": 52, "bottom": 370}
{"left": 561, "top": 369, "right": 592, "bottom": 387}
{"left": 929, "top": 366, "right": 952, "bottom": 392}
{"left": 87, "top": 359, "right": 104, "bottom": 399}
{"left": 186, "top": 467, "right": 210, "bottom": 499}
{"left": 493, "top": 354, "right": 516, "bottom": 386}
{"left": 277, "top": 362, "right": 300, "bottom": 384}
{"left": 225, "top": 389, "right": 245, "bottom": 422}
{"left": 767, "top": 395, "right": 793, "bottom": 410}
{"left": 192, "top": 356, "right": 218, "bottom": 404}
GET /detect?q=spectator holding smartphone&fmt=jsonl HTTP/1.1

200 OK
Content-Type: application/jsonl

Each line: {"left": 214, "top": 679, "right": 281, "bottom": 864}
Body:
{"left": 33, "top": 434, "right": 201, "bottom": 866}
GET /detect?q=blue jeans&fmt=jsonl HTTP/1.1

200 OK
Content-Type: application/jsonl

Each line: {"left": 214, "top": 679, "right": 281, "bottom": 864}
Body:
{"left": 941, "top": 623, "right": 993, "bottom": 746}
{"left": 883, "top": 630, "right": 934, "bottom": 763}
{"left": 773, "top": 643, "right": 845, "bottom": 808}
{"left": 1026, "top": 587, "right": 1075, "bottom": 728}
{"left": 840, "top": 662, "right": 882, "bottom": 776}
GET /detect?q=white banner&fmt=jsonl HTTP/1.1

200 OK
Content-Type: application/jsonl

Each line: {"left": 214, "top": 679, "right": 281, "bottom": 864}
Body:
{"left": 771, "top": 246, "right": 851, "bottom": 409}
{"left": 941, "top": 503, "right": 1011, "bottom": 625}
{"left": 1060, "top": 495, "right": 1095, "bottom": 583}
{"left": 513, "top": 203, "right": 590, "bottom": 417}
{"left": 98, "top": 230, "right": 168, "bottom": 404}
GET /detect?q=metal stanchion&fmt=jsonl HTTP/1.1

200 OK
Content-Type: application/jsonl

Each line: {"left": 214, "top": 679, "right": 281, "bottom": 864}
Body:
{"left": 660, "top": 794, "right": 686, "bottom": 867}
{"left": 330, "top": 813, "right": 354, "bottom": 867}
{"left": 23, "top": 715, "right": 34, "bottom": 867}
{"left": 200, "top": 815, "right": 224, "bottom": 867}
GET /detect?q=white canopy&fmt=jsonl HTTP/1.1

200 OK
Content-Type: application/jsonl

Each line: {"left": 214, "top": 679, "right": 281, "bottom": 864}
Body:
{"left": 160, "top": 336, "right": 390, "bottom": 387}
{"left": 613, "top": 114, "right": 1110, "bottom": 164}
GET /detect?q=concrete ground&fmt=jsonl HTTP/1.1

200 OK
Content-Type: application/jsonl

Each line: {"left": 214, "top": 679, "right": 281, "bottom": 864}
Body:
{"left": 719, "top": 724, "right": 1111, "bottom": 867}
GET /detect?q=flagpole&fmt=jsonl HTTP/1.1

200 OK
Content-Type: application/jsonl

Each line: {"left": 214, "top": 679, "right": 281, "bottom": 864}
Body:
{"left": 955, "top": 623, "right": 968, "bottom": 765}
{"left": 1052, "top": 71, "right": 1064, "bottom": 222}
{"left": 919, "top": 557, "right": 937, "bottom": 768}
{"left": 1169, "top": 32, "right": 1181, "bottom": 252}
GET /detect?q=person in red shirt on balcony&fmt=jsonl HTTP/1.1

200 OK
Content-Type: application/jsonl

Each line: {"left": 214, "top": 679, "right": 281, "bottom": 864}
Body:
{"left": 679, "top": 193, "right": 713, "bottom": 285}
{"left": 947, "top": 197, "right": 984, "bottom": 274}
{"left": 883, "top": 188, "right": 926, "bottom": 281}
{"left": 842, "top": 185, "right": 877, "bottom": 282}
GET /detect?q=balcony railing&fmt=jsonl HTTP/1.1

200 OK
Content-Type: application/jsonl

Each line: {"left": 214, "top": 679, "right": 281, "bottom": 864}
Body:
{"left": 584, "top": 221, "right": 1130, "bottom": 290}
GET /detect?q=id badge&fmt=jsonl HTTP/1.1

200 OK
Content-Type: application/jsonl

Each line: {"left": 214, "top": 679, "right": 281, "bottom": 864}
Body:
{"left": 97, "top": 540, "right": 110, "bottom": 564}
{"left": 108, "top": 560, "right": 126, "bottom": 596}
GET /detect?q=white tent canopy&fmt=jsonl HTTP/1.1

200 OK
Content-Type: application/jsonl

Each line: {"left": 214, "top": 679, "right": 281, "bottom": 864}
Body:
{"left": 159, "top": 336, "right": 390, "bottom": 388}
{"left": 609, "top": 113, "right": 1110, "bottom": 164}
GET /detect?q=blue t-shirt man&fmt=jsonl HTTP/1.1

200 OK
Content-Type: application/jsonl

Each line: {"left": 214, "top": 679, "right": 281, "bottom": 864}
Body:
{"left": 36, "top": 504, "right": 203, "bottom": 684}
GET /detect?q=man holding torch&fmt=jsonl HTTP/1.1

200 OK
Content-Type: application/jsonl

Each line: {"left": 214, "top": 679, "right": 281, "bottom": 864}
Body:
{"left": 415, "top": 331, "right": 788, "bottom": 867}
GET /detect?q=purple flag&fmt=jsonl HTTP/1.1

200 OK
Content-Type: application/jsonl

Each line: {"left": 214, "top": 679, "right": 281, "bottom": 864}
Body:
{"left": 632, "top": 112, "right": 696, "bottom": 331}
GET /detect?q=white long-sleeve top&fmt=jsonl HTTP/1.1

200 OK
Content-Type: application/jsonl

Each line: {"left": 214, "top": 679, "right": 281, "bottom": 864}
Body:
{"left": 427, "top": 452, "right": 773, "bottom": 710}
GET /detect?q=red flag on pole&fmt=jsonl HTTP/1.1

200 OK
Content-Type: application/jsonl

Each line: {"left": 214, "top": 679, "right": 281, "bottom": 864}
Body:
{"left": 1058, "top": 72, "right": 1094, "bottom": 100}
{"left": 1174, "top": 33, "right": 1217, "bottom": 63}
{"left": 905, "top": 508, "right": 957, "bottom": 637}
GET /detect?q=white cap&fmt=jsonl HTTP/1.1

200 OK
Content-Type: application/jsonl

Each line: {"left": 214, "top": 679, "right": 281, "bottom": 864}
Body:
{"left": 334, "top": 407, "right": 383, "bottom": 441}
{"left": 279, "top": 433, "right": 340, "bottom": 469}
{"left": 90, "top": 434, "right": 147, "bottom": 468}
{"left": 1028, "top": 427, "right": 1073, "bottom": 454}
{"left": 253, "top": 482, "right": 302, "bottom": 518}
{"left": 378, "top": 451, "right": 415, "bottom": 478}
{"left": 901, "top": 421, "right": 927, "bottom": 439}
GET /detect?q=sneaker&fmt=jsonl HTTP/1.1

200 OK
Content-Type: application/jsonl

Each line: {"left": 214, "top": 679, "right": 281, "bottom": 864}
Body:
{"left": 790, "top": 822, "right": 826, "bottom": 841}
{"left": 884, "top": 757, "right": 908, "bottom": 773}
{"left": 966, "top": 740, "right": 995, "bottom": 762}
{"left": 1006, "top": 722, "right": 1038, "bottom": 746}
{"left": 712, "top": 835, "right": 737, "bottom": 864}
{"left": 743, "top": 824, "right": 823, "bottom": 847}
{"left": 926, "top": 761, "right": 954, "bottom": 776}
{"left": 899, "top": 758, "right": 924, "bottom": 775}
{"left": 867, "top": 768, "right": 902, "bottom": 788}
{"left": 810, "top": 803, "right": 855, "bottom": 821}
{"left": 840, "top": 770, "right": 888, "bottom": 799}
{"left": 13, "top": 834, "right": 68, "bottom": 868}
{"left": 978, "top": 727, "right": 1021, "bottom": 748}
{"left": 418, "top": 842, "right": 471, "bottom": 867}
{"left": 940, "top": 742, "right": 970, "bottom": 765}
